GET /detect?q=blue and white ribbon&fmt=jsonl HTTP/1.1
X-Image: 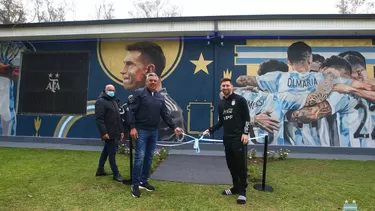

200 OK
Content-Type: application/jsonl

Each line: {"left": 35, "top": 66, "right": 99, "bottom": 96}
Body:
{"left": 156, "top": 131, "right": 266, "bottom": 153}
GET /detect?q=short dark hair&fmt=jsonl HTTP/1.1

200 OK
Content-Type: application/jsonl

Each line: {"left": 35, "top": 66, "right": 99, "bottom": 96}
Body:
{"left": 343, "top": 54, "right": 366, "bottom": 68}
{"left": 258, "top": 59, "right": 289, "bottom": 76}
{"left": 220, "top": 78, "right": 232, "bottom": 84}
{"left": 338, "top": 51, "right": 366, "bottom": 66}
{"left": 321, "top": 55, "right": 353, "bottom": 75}
{"left": 126, "top": 41, "right": 166, "bottom": 77}
{"left": 287, "top": 41, "right": 312, "bottom": 65}
{"left": 313, "top": 54, "right": 325, "bottom": 63}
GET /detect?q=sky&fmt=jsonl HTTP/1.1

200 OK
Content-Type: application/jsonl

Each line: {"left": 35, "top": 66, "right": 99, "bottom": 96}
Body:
{"left": 20, "top": 0, "right": 348, "bottom": 22}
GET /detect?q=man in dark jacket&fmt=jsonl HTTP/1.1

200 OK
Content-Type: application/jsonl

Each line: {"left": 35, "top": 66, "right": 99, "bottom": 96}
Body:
{"left": 129, "top": 73, "right": 183, "bottom": 198}
{"left": 95, "top": 84, "right": 125, "bottom": 182}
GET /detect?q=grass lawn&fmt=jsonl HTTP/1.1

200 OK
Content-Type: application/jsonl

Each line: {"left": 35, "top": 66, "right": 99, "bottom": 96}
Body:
{"left": 1, "top": 147, "right": 375, "bottom": 211}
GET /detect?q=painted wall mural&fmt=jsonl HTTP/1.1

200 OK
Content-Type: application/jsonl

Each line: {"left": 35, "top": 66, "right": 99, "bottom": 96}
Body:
{"left": 1, "top": 37, "right": 375, "bottom": 148}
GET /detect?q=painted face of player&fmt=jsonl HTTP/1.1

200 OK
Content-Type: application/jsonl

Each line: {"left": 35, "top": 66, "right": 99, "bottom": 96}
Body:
{"left": 311, "top": 61, "right": 321, "bottom": 72}
{"left": 351, "top": 64, "right": 368, "bottom": 82}
{"left": 120, "top": 51, "right": 151, "bottom": 90}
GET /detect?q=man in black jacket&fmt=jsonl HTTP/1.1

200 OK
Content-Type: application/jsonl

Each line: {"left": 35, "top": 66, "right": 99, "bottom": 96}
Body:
{"left": 203, "top": 78, "right": 250, "bottom": 205}
{"left": 129, "top": 73, "right": 183, "bottom": 198}
{"left": 95, "top": 84, "right": 125, "bottom": 182}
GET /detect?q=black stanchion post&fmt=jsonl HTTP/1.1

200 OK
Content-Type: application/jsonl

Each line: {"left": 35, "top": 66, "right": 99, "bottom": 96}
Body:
{"left": 129, "top": 137, "right": 133, "bottom": 177}
{"left": 123, "top": 133, "right": 133, "bottom": 185}
{"left": 253, "top": 135, "right": 273, "bottom": 192}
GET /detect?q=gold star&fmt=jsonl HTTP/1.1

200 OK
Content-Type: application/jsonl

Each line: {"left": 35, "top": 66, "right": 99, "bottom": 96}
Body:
{"left": 190, "top": 53, "right": 213, "bottom": 75}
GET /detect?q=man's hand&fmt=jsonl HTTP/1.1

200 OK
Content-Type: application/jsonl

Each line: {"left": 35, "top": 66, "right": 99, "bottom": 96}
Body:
{"left": 130, "top": 128, "right": 138, "bottom": 141}
{"left": 352, "top": 80, "right": 375, "bottom": 91}
{"left": 333, "top": 84, "right": 356, "bottom": 94}
{"left": 241, "top": 134, "right": 248, "bottom": 145}
{"left": 174, "top": 127, "right": 183, "bottom": 136}
{"left": 0, "top": 63, "right": 10, "bottom": 69}
{"left": 0, "top": 63, "right": 10, "bottom": 74}
{"left": 363, "top": 82, "right": 375, "bottom": 91}
{"left": 102, "top": 134, "right": 110, "bottom": 140}
{"left": 254, "top": 111, "right": 280, "bottom": 133}
{"left": 203, "top": 129, "right": 210, "bottom": 136}
{"left": 121, "top": 133, "right": 124, "bottom": 139}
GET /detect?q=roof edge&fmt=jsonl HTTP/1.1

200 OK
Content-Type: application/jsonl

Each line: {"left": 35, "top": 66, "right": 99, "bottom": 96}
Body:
{"left": 1, "top": 14, "right": 375, "bottom": 28}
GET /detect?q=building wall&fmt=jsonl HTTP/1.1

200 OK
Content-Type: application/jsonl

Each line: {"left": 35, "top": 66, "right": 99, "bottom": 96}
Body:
{"left": 1, "top": 37, "right": 375, "bottom": 148}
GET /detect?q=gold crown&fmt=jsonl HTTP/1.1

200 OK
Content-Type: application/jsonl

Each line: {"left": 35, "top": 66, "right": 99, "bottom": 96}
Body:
{"left": 223, "top": 69, "right": 232, "bottom": 79}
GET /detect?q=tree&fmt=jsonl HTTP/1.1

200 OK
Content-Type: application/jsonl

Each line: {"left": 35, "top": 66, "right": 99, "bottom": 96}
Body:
{"left": 30, "top": 0, "right": 71, "bottom": 22}
{"left": 0, "top": 0, "right": 27, "bottom": 24}
{"left": 128, "top": 0, "right": 182, "bottom": 18}
{"left": 336, "top": 0, "right": 374, "bottom": 14}
{"left": 94, "top": 0, "right": 115, "bottom": 20}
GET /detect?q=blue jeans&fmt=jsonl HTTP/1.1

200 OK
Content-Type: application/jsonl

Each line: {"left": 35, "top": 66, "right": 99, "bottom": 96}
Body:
{"left": 132, "top": 128, "right": 158, "bottom": 186}
{"left": 98, "top": 139, "right": 119, "bottom": 174}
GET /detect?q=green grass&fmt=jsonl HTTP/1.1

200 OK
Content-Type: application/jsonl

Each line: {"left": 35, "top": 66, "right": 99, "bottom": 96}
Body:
{"left": 0, "top": 147, "right": 374, "bottom": 211}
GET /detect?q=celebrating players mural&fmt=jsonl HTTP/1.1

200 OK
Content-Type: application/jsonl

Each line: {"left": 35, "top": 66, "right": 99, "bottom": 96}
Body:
{"left": 234, "top": 39, "right": 375, "bottom": 148}
{"left": 1, "top": 37, "right": 375, "bottom": 148}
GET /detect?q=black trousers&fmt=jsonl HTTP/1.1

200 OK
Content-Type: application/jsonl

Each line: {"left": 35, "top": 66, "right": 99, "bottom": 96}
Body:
{"left": 223, "top": 138, "right": 248, "bottom": 194}
{"left": 98, "top": 139, "right": 119, "bottom": 174}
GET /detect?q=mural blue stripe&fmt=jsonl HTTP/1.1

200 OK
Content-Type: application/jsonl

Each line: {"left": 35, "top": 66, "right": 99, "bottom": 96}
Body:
{"left": 55, "top": 101, "right": 96, "bottom": 137}
{"left": 236, "top": 46, "right": 375, "bottom": 53}
{"left": 236, "top": 58, "right": 375, "bottom": 64}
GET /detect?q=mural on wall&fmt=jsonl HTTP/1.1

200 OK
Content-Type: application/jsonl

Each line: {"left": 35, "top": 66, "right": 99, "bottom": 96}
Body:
{"left": 96, "top": 39, "right": 187, "bottom": 142}
{"left": 13, "top": 37, "right": 215, "bottom": 142}
{"left": 234, "top": 39, "right": 375, "bottom": 148}
{"left": 2, "top": 36, "right": 375, "bottom": 148}
{"left": 0, "top": 41, "right": 35, "bottom": 136}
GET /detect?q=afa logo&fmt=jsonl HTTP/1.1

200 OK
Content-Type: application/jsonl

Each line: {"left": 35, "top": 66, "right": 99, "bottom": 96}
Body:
{"left": 96, "top": 38, "right": 185, "bottom": 84}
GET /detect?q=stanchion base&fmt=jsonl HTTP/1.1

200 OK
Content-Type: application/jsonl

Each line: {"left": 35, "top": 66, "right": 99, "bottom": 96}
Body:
{"left": 253, "top": 184, "right": 273, "bottom": 192}
{"left": 122, "top": 179, "right": 132, "bottom": 185}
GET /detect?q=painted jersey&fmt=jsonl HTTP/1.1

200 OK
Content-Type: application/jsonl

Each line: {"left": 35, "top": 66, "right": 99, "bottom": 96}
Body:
{"left": 255, "top": 71, "right": 350, "bottom": 146}
{"left": 255, "top": 71, "right": 351, "bottom": 93}
{"left": 367, "top": 102, "right": 375, "bottom": 142}
{"left": 326, "top": 92, "right": 372, "bottom": 147}
{"left": 234, "top": 89, "right": 307, "bottom": 145}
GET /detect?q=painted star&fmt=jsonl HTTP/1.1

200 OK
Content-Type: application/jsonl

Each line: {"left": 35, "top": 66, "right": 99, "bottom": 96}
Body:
{"left": 48, "top": 73, "right": 52, "bottom": 78}
{"left": 190, "top": 53, "right": 213, "bottom": 75}
{"left": 55, "top": 73, "right": 59, "bottom": 78}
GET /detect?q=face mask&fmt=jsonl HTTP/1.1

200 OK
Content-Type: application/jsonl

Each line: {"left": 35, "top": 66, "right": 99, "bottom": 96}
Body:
{"left": 107, "top": 91, "right": 115, "bottom": 97}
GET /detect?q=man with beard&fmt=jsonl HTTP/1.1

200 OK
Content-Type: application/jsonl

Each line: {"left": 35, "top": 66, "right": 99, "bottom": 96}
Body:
{"left": 203, "top": 78, "right": 250, "bottom": 205}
